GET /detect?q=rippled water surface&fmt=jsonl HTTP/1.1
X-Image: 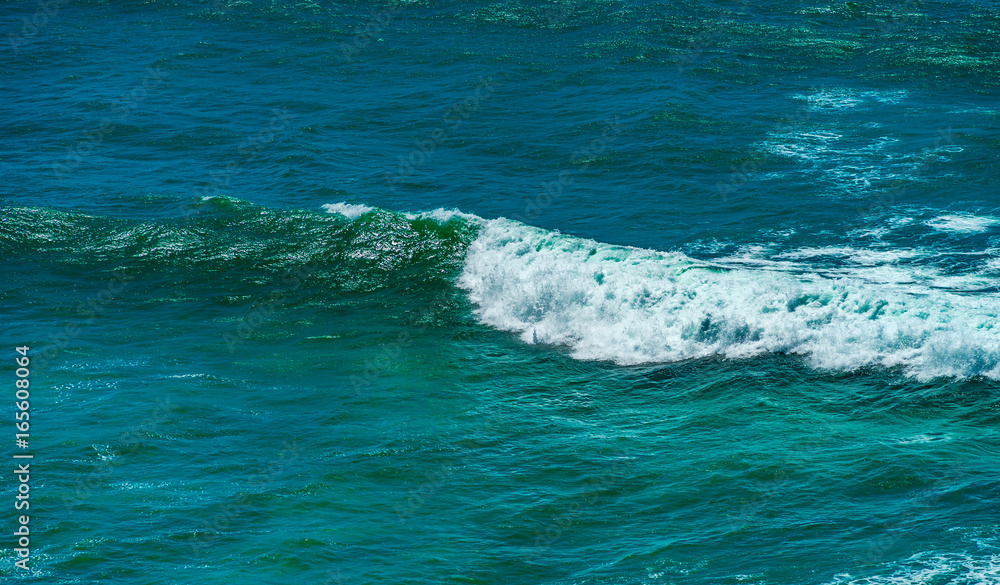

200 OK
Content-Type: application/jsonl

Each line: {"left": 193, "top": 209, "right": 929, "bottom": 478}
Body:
{"left": 2, "top": 0, "right": 1000, "bottom": 583}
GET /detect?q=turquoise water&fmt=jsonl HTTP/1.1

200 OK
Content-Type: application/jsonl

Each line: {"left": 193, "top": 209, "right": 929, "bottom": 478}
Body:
{"left": 3, "top": 1, "right": 1000, "bottom": 583}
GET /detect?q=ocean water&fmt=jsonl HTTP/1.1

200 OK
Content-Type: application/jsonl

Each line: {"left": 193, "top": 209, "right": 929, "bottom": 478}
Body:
{"left": 2, "top": 0, "right": 1000, "bottom": 583}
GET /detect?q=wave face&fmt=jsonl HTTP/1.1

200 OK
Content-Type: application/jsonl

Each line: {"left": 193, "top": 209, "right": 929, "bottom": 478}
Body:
{"left": 458, "top": 218, "right": 1000, "bottom": 380}
{"left": 2, "top": 199, "right": 478, "bottom": 298}
{"left": 2, "top": 199, "right": 484, "bottom": 343}
{"left": 13, "top": 199, "right": 998, "bottom": 381}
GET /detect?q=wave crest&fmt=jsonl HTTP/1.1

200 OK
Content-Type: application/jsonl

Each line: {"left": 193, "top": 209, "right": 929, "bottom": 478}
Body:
{"left": 458, "top": 218, "right": 1000, "bottom": 380}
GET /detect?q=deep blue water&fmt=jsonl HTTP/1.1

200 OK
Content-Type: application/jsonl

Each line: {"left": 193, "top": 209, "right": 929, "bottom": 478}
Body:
{"left": 2, "top": 0, "right": 1000, "bottom": 583}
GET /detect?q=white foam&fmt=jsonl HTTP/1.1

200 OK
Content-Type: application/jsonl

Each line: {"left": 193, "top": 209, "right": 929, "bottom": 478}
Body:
{"left": 762, "top": 247, "right": 945, "bottom": 286}
{"left": 403, "top": 208, "right": 483, "bottom": 224}
{"left": 458, "top": 219, "right": 1000, "bottom": 380}
{"left": 760, "top": 129, "right": 916, "bottom": 197}
{"left": 321, "top": 203, "right": 485, "bottom": 224}
{"left": 824, "top": 551, "right": 1000, "bottom": 585}
{"left": 893, "top": 433, "right": 950, "bottom": 445}
{"left": 763, "top": 130, "right": 842, "bottom": 162}
{"left": 321, "top": 202, "right": 374, "bottom": 219}
{"left": 926, "top": 214, "right": 999, "bottom": 234}
{"left": 773, "top": 246, "right": 923, "bottom": 265}
{"left": 795, "top": 88, "right": 908, "bottom": 110}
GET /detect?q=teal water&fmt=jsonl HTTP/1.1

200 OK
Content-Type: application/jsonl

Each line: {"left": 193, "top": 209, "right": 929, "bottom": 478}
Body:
{"left": 3, "top": 0, "right": 1000, "bottom": 583}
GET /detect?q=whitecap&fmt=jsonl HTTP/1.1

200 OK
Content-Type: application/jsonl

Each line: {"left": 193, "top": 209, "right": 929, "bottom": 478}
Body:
{"left": 824, "top": 551, "right": 1000, "bottom": 585}
{"left": 926, "top": 214, "right": 999, "bottom": 234}
{"left": 458, "top": 218, "right": 1000, "bottom": 380}
{"left": 321, "top": 202, "right": 374, "bottom": 219}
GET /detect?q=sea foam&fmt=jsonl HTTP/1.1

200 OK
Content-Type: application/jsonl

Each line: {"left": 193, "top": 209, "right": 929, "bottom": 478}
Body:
{"left": 321, "top": 202, "right": 374, "bottom": 219}
{"left": 458, "top": 218, "right": 1000, "bottom": 380}
{"left": 824, "top": 551, "right": 1000, "bottom": 585}
{"left": 926, "top": 214, "right": 999, "bottom": 233}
